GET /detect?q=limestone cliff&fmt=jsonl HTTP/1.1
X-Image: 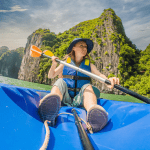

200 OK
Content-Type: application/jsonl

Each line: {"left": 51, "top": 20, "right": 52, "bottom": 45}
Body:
{"left": 63, "top": 8, "right": 130, "bottom": 94}
{"left": 89, "top": 9, "right": 124, "bottom": 94}
{"left": 0, "top": 47, "right": 24, "bottom": 78}
{"left": 18, "top": 32, "right": 43, "bottom": 82}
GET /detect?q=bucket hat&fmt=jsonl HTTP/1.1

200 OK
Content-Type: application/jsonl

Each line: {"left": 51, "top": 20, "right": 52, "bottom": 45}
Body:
{"left": 67, "top": 38, "right": 93, "bottom": 54}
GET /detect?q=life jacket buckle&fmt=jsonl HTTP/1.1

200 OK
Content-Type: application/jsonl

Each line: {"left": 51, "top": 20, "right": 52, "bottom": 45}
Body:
{"left": 74, "top": 76, "right": 79, "bottom": 80}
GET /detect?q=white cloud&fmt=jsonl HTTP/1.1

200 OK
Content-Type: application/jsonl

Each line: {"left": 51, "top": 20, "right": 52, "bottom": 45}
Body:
{"left": 124, "top": 16, "right": 150, "bottom": 50}
{"left": 123, "top": 0, "right": 137, "bottom": 3}
{"left": 0, "top": 5, "right": 27, "bottom": 13}
{"left": 122, "top": 5, "right": 137, "bottom": 13}
{"left": 0, "top": 26, "right": 30, "bottom": 50}
{"left": 130, "top": 7, "right": 137, "bottom": 12}
{"left": 28, "top": 0, "right": 104, "bottom": 34}
{"left": 0, "top": 0, "right": 149, "bottom": 51}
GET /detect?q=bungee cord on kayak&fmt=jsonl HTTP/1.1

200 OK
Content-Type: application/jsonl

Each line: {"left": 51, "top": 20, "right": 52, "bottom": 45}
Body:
{"left": 40, "top": 112, "right": 93, "bottom": 150}
{"left": 57, "top": 112, "right": 93, "bottom": 134}
{"left": 40, "top": 120, "right": 51, "bottom": 150}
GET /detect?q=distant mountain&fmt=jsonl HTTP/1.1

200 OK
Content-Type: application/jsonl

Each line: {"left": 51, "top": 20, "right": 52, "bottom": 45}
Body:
{"left": 0, "top": 46, "right": 9, "bottom": 57}
{"left": 0, "top": 47, "right": 24, "bottom": 78}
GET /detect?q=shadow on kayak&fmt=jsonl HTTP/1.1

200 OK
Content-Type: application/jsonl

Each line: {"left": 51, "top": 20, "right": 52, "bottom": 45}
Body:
{"left": 1, "top": 85, "right": 41, "bottom": 122}
{"left": 98, "top": 99, "right": 150, "bottom": 132}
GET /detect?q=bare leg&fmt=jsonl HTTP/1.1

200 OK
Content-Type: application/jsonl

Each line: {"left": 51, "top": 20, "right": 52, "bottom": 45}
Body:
{"left": 50, "top": 85, "right": 63, "bottom": 101}
{"left": 83, "top": 85, "right": 108, "bottom": 133}
{"left": 83, "top": 85, "right": 97, "bottom": 111}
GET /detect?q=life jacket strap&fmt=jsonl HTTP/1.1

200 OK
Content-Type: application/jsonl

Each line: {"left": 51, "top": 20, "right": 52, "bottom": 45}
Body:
{"left": 68, "top": 87, "right": 81, "bottom": 92}
{"left": 63, "top": 75, "right": 91, "bottom": 81}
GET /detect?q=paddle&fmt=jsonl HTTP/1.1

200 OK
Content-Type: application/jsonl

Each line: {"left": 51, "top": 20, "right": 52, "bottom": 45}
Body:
{"left": 72, "top": 109, "right": 94, "bottom": 150}
{"left": 30, "top": 45, "right": 150, "bottom": 104}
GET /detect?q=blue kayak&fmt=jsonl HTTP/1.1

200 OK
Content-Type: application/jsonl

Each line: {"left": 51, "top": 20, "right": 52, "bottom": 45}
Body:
{"left": 1, "top": 83, "right": 150, "bottom": 150}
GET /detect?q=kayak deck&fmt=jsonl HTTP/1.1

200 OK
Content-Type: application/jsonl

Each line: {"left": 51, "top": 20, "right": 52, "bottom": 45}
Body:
{"left": 1, "top": 83, "right": 150, "bottom": 150}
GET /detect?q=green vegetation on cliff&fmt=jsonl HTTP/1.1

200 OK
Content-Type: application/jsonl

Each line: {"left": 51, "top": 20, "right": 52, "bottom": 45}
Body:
{"left": 124, "top": 44, "right": 150, "bottom": 98}
{"left": 0, "top": 46, "right": 9, "bottom": 58}
{"left": 0, "top": 47, "right": 24, "bottom": 78}
{"left": 118, "top": 44, "right": 140, "bottom": 84}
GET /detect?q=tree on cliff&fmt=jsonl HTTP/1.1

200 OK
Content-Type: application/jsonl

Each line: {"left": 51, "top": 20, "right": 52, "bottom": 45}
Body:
{"left": 0, "top": 46, "right": 9, "bottom": 58}
{"left": 124, "top": 44, "right": 150, "bottom": 98}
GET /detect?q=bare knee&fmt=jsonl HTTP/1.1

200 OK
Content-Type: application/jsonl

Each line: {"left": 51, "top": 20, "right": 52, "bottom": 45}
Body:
{"left": 83, "top": 85, "right": 97, "bottom": 111}
{"left": 51, "top": 85, "right": 63, "bottom": 100}
{"left": 84, "top": 85, "right": 94, "bottom": 95}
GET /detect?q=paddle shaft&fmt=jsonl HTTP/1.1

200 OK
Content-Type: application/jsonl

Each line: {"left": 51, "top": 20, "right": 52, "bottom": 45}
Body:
{"left": 41, "top": 53, "right": 150, "bottom": 104}
{"left": 71, "top": 109, "right": 94, "bottom": 150}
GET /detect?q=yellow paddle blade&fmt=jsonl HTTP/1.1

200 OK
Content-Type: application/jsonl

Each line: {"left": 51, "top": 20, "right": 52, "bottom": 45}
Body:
{"left": 44, "top": 50, "right": 54, "bottom": 57}
{"left": 30, "top": 45, "right": 42, "bottom": 57}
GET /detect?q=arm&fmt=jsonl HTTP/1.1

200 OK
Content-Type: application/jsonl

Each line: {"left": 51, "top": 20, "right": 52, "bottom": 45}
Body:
{"left": 90, "top": 63, "right": 108, "bottom": 82}
{"left": 48, "top": 56, "right": 64, "bottom": 79}
{"left": 90, "top": 64, "right": 119, "bottom": 89}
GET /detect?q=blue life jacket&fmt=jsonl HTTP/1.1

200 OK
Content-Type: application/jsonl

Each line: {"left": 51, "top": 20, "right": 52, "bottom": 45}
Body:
{"left": 62, "top": 57, "right": 91, "bottom": 98}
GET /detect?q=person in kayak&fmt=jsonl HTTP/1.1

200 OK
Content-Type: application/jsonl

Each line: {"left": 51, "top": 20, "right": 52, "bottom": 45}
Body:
{"left": 38, "top": 38, "right": 120, "bottom": 133}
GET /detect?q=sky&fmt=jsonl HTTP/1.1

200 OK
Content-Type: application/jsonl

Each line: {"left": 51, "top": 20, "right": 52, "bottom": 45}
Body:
{"left": 0, "top": 0, "right": 150, "bottom": 50}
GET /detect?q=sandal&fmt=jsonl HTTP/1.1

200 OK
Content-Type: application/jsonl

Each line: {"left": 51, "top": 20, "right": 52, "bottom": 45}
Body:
{"left": 87, "top": 105, "right": 108, "bottom": 133}
{"left": 38, "top": 93, "right": 61, "bottom": 126}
